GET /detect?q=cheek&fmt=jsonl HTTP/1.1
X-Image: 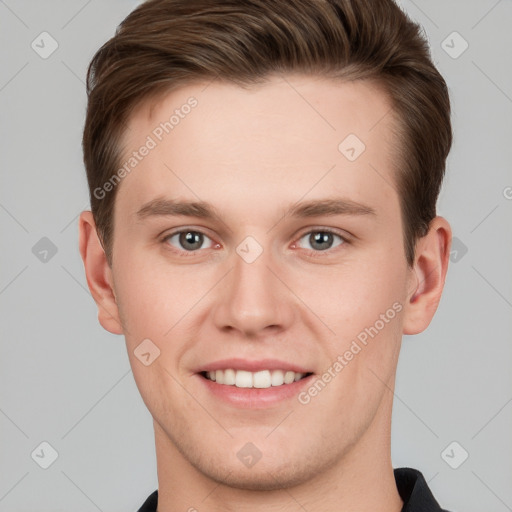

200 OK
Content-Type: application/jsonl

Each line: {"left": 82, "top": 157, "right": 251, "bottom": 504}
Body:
{"left": 113, "top": 251, "right": 207, "bottom": 337}
{"left": 291, "top": 249, "right": 407, "bottom": 400}
{"left": 113, "top": 251, "right": 221, "bottom": 397}
{"left": 112, "top": 254, "right": 204, "bottom": 411}
{"left": 294, "top": 257, "right": 405, "bottom": 429}
{"left": 295, "top": 255, "right": 405, "bottom": 338}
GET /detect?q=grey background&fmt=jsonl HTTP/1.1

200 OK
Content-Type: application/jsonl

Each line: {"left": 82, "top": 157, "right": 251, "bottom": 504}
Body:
{"left": 1, "top": 1, "right": 511, "bottom": 511}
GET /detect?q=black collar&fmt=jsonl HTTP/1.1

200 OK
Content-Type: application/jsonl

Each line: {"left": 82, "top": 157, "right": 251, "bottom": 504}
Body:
{"left": 395, "top": 467, "right": 450, "bottom": 512}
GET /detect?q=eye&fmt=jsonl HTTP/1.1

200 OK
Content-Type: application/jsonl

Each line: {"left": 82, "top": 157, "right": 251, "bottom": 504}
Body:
{"left": 295, "top": 229, "right": 346, "bottom": 252}
{"left": 164, "top": 230, "right": 215, "bottom": 252}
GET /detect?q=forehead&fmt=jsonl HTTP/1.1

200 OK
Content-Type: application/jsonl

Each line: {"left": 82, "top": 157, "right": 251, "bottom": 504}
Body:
{"left": 116, "top": 75, "right": 400, "bottom": 223}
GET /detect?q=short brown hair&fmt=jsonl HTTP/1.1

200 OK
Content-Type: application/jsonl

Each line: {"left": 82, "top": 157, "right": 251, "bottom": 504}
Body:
{"left": 83, "top": 0, "right": 452, "bottom": 266}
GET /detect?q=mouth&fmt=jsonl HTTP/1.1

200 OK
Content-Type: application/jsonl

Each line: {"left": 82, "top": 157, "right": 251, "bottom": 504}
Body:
{"left": 200, "top": 369, "right": 314, "bottom": 389}
{"left": 194, "top": 358, "right": 315, "bottom": 407}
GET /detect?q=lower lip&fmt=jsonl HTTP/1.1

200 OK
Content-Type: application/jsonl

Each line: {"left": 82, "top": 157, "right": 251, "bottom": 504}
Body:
{"left": 196, "top": 373, "right": 314, "bottom": 408}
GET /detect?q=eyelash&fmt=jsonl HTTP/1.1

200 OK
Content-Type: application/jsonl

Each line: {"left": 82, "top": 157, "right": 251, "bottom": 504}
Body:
{"left": 161, "top": 227, "right": 350, "bottom": 258}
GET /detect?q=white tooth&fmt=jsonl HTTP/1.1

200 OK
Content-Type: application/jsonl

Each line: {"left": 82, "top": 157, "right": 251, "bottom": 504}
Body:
{"left": 271, "top": 370, "right": 285, "bottom": 386}
{"left": 223, "top": 368, "right": 236, "bottom": 385}
{"left": 235, "top": 370, "right": 253, "bottom": 388}
{"left": 253, "top": 370, "right": 272, "bottom": 388}
{"left": 209, "top": 369, "right": 306, "bottom": 387}
{"left": 284, "top": 371, "right": 295, "bottom": 384}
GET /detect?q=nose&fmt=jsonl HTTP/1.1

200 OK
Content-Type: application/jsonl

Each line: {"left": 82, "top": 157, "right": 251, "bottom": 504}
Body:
{"left": 212, "top": 245, "right": 295, "bottom": 337}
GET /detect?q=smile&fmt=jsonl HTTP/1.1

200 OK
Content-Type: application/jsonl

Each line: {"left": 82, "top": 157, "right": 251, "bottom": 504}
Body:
{"left": 202, "top": 369, "right": 312, "bottom": 389}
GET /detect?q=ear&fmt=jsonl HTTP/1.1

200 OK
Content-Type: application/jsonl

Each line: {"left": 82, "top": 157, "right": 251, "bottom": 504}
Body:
{"left": 78, "top": 211, "right": 124, "bottom": 335}
{"left": 402, "top": 216, "right": 452, "bottom": 335}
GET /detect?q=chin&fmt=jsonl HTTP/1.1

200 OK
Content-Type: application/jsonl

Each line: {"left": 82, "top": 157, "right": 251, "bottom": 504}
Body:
{"left": 196, "top": 456, "right": 319, "bottom": 491}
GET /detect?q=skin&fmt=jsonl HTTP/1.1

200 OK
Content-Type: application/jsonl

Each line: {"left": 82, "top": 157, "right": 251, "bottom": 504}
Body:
{"left": 79, "top": 74, "right": 451, "bottom": 512}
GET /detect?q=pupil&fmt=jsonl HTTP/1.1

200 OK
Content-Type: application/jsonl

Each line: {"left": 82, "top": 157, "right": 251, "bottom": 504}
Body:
{"left": 311, "top": 232, "right": 332, "bottom": 251}
{"left": 180, "top": 231, "right": 203, "bottom": 250}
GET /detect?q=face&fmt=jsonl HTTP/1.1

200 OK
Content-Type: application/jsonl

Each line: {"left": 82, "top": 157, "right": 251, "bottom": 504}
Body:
{"left": 106, "top": 75, "right": 415, "bottom": 489}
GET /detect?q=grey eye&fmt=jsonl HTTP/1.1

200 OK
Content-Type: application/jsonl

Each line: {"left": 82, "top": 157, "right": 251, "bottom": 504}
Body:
{"left": 166, "top": 231, "right": 214, "bottom": 251}
{"left": 297, "top": 231, "right": 344, "bottom": 251}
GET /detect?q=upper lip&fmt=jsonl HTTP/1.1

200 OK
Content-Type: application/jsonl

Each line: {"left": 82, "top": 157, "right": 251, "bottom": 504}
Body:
{"left": 196, "top": 358, "right": 313, "bottom": 374}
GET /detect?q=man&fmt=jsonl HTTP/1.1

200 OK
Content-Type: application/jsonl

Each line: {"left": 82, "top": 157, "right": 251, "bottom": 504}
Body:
{"left": 78, "top": 0, "right": 453, "bottom": 510}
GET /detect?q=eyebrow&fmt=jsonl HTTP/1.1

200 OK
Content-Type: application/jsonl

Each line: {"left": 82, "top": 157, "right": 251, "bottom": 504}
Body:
{"left": 135, "top": 197, "right": 376, "bottom": 221}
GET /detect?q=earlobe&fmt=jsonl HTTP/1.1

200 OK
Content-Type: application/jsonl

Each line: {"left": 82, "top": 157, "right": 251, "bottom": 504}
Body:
{"left": 78, "top": 211, "right": 124, "bottom": 335}
{"left": 402, "top": 216, "right": 452, "bottom": 335}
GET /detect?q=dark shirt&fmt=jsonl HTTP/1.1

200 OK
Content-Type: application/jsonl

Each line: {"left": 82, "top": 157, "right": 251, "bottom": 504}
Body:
{"left": 137, "top": 467, "right": 450, "bottom": 511}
